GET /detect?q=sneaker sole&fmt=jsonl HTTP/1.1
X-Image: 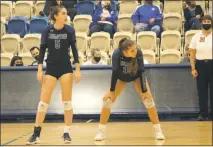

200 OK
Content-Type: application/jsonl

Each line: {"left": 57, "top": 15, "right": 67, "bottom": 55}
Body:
{"left": 156, "top": 137, "right": 165, "bottom": 140}
{"left": 94, "top": 138, "right": 105, "bottom": 141}
{"left": 64, "top": 140, "right": 72, "bottom": 144}
{"left": 25, "top": 140, "right": 39, "bottom": 145}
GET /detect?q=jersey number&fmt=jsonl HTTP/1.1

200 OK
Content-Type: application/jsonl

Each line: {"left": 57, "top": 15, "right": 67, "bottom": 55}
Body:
{"left": 55, "top": 40, "right": 60, "bottom": 50}
{"left": 123, "top": 66, "right": 128, "bottom": 74}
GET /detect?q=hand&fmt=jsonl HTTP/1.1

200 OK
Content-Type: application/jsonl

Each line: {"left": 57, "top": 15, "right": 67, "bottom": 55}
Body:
{"left": 101, "top": 17, "right": 105, "bottom": 21}
{"left": 196, "top": 15, "right": 201, "bottom": 19}
{"left": 136, "top": 23, "right": 141, "bottom": 26}
{"left": 74, "top": 70, "right": 81, "bottom": 83}
{"left": 103, "top": 91, "right": 115, "bottom": 101}
{"left": 191, "top": 69, "right": 198, "bottom": 78}
{"left": 149, "top": 18, "right": 155, "bottom": 23}
{"left": 37, "top": 70, "right": 44, "bottom": 83}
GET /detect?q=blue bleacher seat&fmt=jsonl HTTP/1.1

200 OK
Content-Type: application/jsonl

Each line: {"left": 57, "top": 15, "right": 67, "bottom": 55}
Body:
{"left": 7, "top": 16, "right": 29, "bottom": 38}
{"left": 30, "top": 16, "right": 48, "bottom": 34}
{"left": 75, "top": 1, "right": 95, "bottom": 15}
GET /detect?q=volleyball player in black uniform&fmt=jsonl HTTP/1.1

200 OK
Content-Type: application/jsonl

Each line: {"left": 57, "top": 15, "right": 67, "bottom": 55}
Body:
{"left": 94, "top": 38, "right": 165, "bottom": 141}
{"left": 26, "top": 5, "right": 81, "bottom": 145}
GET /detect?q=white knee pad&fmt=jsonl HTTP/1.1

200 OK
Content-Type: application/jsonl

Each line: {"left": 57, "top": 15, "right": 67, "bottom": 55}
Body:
{"left": 103, "top": 97, "right": 113, "bottom": 109}
{"left": 63, "top": 101, "right": 72, "bottom": 111}
{"left": 143, "top": 98, "right": 155, "bottom": 108}
{"left": 37, "top": 101, "right": 49, "bottom": 112}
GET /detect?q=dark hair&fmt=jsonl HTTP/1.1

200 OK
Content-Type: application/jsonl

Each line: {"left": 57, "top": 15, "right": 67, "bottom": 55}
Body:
{"left": 29, "top": 46, "right": 39, "bottom": 52}
{"left": 201, "top": 15, "right": 213, "bottom": 24}
{"left": 118, "top": 38, "right": 138, "bottom": 76}
{"left": 91, "top": 48, "right": 100, "bottom": 56}
{"left": 10, "top": 56, "right": 22, "bottom": 66}
{"left": 50, "top": 5, "right": 65, "bottom": 21}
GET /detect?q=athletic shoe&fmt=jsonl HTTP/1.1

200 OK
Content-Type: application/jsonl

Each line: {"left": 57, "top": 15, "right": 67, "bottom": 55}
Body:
{"left": 94, "top": 129, "right": 105, "bottom": 141}
{"left": 26, "top": 133, "right": 40, "bottom": 145}
{"left": 62, "top": 133, "right": 72, "bottom": 143}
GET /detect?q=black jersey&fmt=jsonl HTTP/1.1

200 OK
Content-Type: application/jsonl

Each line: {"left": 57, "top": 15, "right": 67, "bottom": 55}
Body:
{"left": 38, "top": 24, "right": 79, "bottom": 65}
{"left": 110, "top": 48, "right": 146, "bottom": 92}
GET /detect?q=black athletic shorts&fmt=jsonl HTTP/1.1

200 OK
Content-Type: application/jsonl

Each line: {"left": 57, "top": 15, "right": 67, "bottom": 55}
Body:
{"left": 45, "top": 61, "right": 73, "bottom": 79}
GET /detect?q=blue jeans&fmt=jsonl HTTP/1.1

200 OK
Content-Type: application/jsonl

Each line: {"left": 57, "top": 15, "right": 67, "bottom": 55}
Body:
{"left": 135, "top": 24, "right": 161, "bottom": 37}
{"left": 89, "top": 23, "right": 114, "bottom": 38}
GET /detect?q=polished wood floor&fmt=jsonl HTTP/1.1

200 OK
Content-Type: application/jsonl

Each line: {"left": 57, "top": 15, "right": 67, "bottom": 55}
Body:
{"left": 1, "top": 121, "right": 212, "bottom": 146}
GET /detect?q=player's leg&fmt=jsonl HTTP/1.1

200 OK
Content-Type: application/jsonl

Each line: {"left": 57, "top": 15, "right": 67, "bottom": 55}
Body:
{"left": 95, "top": 80, "right": 126, "bottom": 141}
{"left": 26, "top": 75, "right": 58, "bottom": 145}
{"left": 133, "top": 78, "right": 165, "bottom": 140}
{"left": 59, "top": 73, "right": 73, "bottom": 143}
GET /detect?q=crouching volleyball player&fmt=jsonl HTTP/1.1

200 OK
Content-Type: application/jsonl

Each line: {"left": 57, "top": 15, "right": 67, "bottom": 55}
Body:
{"left": 26, "top": 5, "right": 81, "bottom": 145}
{"left": 94, "top": 38, "right": 165, "bottom": 141}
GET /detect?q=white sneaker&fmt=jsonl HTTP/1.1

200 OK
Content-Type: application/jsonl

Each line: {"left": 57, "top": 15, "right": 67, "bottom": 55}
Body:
{"left": 153, "top": 124, "right": 165, "bottom": 140}
{"left": 155, "top": 130, "right": 165, "bottom": 140}
{"left": 94, "top": 129, "right": 105, "bottom": 141}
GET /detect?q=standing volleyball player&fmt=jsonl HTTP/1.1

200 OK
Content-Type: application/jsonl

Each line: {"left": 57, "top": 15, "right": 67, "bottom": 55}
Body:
{"left": 26, "top": 5, "right": 81, "bottom": 145}
{"left": 94, "top": 38, "right": 165, "bottom": 141}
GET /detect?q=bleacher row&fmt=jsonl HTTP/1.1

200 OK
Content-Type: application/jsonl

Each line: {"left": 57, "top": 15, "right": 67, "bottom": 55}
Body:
{"left": 1, "top": 0, "right": 212, "bottom": 66}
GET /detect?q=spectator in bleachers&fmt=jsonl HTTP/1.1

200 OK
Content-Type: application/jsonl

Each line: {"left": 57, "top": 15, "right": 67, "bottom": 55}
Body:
{"left": 30, "top": 46, "right": 46, "bottom": 66}
{"left": 10, "top": 56, "right": 23, "bottom": 66}
{"left": 131, "top": 0, "right": 162, "bottom": 37}
{"left": 83, "top": 48, "right": 107, "bottom": 65}
{"left": 184, "top": 0, "right": 204, "bottom": 32}
{"left": 89, "top": 0, "right": 118, "bottom": 39}
{"left": 43, "top": 0, "right": 77, "bottom": 21}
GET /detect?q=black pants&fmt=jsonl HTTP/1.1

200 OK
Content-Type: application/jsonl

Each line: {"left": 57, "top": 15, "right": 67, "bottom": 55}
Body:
{"left": 89, "top": 23, "right": 114, "bottom": 39}
{"left": 195, "top": 59, "right": 213, "bottom": 117}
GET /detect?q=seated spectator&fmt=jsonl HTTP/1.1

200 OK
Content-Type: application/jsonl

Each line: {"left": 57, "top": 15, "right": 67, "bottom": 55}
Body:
{"left": 30, "top": 46, "right": 47, "bottom": 66}
{"left": 10, "top": 56, "right": 23, "bottom": 66}
{"left": 131, "top": 0, "right": 162, "bottom": 37}
{"left": 43, "top": 0, "right": 77, "bottom": 21}
{"left": 184, "top": 0, "right": 204, "bottom": 32}
{"left": 83, "top": 48, "right": 107, "bottom": 65}
{"left": 89, "top": 0, "right": 118, "bottom": 39}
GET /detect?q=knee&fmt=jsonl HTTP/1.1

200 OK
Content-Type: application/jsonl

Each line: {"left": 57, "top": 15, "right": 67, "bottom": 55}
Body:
{"left": 63, "top": 100, "right": 73, "bottom": 111}
{"left": 102, "top": 97, "right": 113, "bottom": 109}
{"left": 37, "top": 101, "right": 49, "bottom": 112}
{"left": 143, "top": 98, "right": 155, "bottom": 108}
{"left": 104, "top": 24, "right": 113, "bottom": 31}
{"left": 90, "top": 25, "right": 99, "bottom": 35}
{"left": 151, "top": 26, "right": 161, "bottom": 36}
{"left": 135, "top": 25, "right": 143, "bottom": 33}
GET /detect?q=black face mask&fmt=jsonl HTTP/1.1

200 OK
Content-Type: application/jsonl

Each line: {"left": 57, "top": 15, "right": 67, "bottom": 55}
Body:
{"left": 145, "top": 0, "right": 152, "bottom": 4}
{"left": 189, "top": 2, "right": 196, "bottom": 9}
{"left": 202, "top": 24, "right": 212, "bottom": 30}
{"left": 15, "top": 64, "right": 23, "bottom": 66}
{"left": 104, "top": 5, "right": 111, "bottom": 10}
{"left": 94, "top": 57, "right": 101, "bottom": 63}
{"left": 34, "top": 55, "right": 39, "bottom": 62}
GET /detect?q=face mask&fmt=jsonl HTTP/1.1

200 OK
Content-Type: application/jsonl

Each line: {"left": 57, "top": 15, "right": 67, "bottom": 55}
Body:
{"left": 104, "top": 4, "right": 111, "bottom": 9}
{"left": 145, "top": 0, "right": 152, "bottom": 4}
{"left": 202, "top": 24, "right": 212, "bottom": 30}
{"left": 34, "top": 55, "right": 39, "bottom": 61}
{"left": 15, "top": 63, "right": 23, "bottom": 66}
{"left": 189, "top": 2, "right": 196, "bottom": 9}
{"left": 94, "top": 57, "right": 101, "bottom": 63}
